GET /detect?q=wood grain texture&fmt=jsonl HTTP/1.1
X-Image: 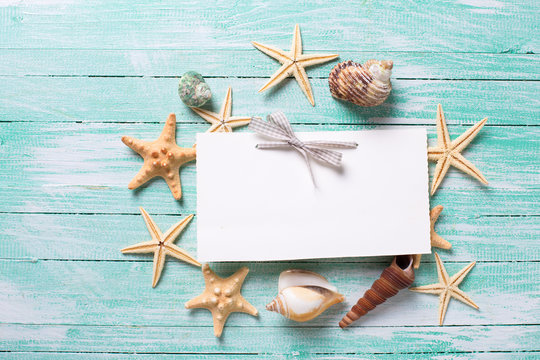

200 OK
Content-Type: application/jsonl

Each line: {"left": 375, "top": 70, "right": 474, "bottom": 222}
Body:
{"left": 0, "top": 0, "right": 538, "bottom": 358}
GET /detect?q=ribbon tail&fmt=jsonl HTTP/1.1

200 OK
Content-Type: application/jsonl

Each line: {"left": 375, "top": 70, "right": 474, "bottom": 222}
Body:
{"left": 295, "top": 147, "right": 316, "bottom": 187}
{"left": 305, "top": 147, "right": 343, "bottom": 167}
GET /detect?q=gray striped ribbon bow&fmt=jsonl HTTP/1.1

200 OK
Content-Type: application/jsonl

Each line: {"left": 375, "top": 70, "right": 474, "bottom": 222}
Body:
{"left": 249, "top": 112, "right": 358, "bottom": 185}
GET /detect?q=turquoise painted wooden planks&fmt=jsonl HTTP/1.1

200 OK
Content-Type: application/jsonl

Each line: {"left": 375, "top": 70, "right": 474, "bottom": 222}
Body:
{"left": 0, "top": 0, "right": 537, "bottom": 52}
{"left": 1, "top": 214, "right": 538, "bottom": 262}
{"left": 0, "top": 50, "right": 538, "bottom": 80}
{"left": 1, "top": 323, "right": 539, "bottom": 353}
{"left": 0, "top": 260, "right": 537, "bottom": 327}
{"left": 1, "top": 77, "right": 538, "bottom": 125}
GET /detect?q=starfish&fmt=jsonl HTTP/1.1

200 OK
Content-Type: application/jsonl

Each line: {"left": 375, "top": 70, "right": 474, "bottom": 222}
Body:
{"left": 410, "top": 252, "right": 478, "bottom": 325}
{"left": 413, "top": 205, "right": 452, "bottom": 269}
{"left": 252, "top": 24, "right": 339, "bottom": 106}
{"left": 428, "top": 104, "right": 488, "bottom": 195}
{"left": 191, "top": 87, "right": 251, "bottom": 132}
{"left": 122, "top": 113, "right": 196, "bottom": 200}
{"left": 185, "top": 264, "right": 258, "bottom": 337}
{"left": 121, "top": 207, "right": 200, "bottom": 287}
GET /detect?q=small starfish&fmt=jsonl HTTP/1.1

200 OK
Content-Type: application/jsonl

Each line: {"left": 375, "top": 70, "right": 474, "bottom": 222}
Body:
{"left": 185, "top": 264, "right": 258, "bottom": 337}
{"left": 121, "top": 207, "right": 200, "bottom": 287}
{"left": 410, "top": 252, "right": 478, "bottom": 325}
{"left": 191, "top": 87, "right": 251, "bottom": 132}
{"left": 428, "top": 104, "right": 488, "bottom": 195}
{"left": 252, "top": 24, "right": 339, "bottom": 106}
{"left": 413, "top": 205, "right": 452, "bottom": 269}
{"left": 122, "top": 113, "right": 196, "bottom": 200}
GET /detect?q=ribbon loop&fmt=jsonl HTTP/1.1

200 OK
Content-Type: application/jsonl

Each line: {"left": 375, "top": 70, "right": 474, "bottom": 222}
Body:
{"left": 249, "top": 112, "right": 358, "bottom": 185}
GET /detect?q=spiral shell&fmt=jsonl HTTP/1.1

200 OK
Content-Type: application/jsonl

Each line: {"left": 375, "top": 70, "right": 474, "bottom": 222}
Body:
{"left": 328, "top": 59, "right": 393, "bottom": 107}
{"left": 339, "top": 255, "right": 415, "bottom": 328}
{"left": 266, "top": 269, "right": 345, "bottom": 322}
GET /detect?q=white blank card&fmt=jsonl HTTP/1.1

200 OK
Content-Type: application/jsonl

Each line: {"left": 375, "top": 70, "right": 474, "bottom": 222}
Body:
{"left": 196, "top": 128, "right": 430, "bottom": 262}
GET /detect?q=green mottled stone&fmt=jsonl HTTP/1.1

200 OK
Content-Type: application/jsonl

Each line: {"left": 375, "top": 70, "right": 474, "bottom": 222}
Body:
{"left": 178, "top": 71, "right": 212, "bottom": 107}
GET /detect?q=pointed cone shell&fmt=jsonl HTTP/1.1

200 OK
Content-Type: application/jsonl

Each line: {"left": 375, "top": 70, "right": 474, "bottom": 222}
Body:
{"left": 266, "top": 270, "right": 345, "bottom": 322}
{"left": 328, "top": 59, "right": 393, "bottom": 107}
{"left": 339, "top": 255, "right": 415, "bottom": 328}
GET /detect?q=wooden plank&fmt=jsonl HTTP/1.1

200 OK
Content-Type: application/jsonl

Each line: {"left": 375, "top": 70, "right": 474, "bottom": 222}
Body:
{"left": 0, "top": 0, "right": 537, "bottom": 53}
{"left": 2, "top": 352, "right": 538, "bottom": 359}
{"left": 0, "top": 50, "right": 538, "bottom": 80}
{"left": 1, "top": 77, "right": 538, "bottom": 125}
{"left": 0, "top": 260, "right": 537, "bottom": 327}
{"left": 1, "top": 214, "right": 538, "bottom": 262}
{"left": 0, "top": 122, "right": 537, "bottom": 215}
{"left": 0, "top": 323, "right": 538, "bottom": 354}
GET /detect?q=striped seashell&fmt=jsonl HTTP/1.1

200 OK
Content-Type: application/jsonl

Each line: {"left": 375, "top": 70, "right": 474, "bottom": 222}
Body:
{"left": 339, "top": 255, "right": 415, "bottom": 328}
{"left": 328, "top": 59, "right": 393, "bottom": 107}
{"left": 266, "top": 269, "right": 345, "bottom": 322}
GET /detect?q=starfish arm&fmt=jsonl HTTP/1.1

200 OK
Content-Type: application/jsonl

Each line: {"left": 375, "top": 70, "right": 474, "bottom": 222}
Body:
{"left": 191, "top": 107, "right": 221, "bottom": 125}
{"left": 122, "top": 136, "right": 150, "bottom": 156}
{"left": 151, "top": 246, "right": 167, "bottom": 288}
{"left": 163, "top": 170, "right": 183, "bottom": 200}
{"left": 451, "top": 117, "right": 488, "bottom": 153}
{"left": 258, "top": 62, "right": 295, "bottom": 92}
{"left": 162, "top": 214, "right": 194, "bottom": 244}
{"left": 173, "top": 146, "right": 197, "bottom": 164}
{"left": 427, "top": 147, "right": 443, "bottom": 161}
{"left": 432, "top": 232, "right": 452, "bottom": 250}
{"left": 450, "top": 286, "right": 479, "bottom": 310}
{"left": 127, "top": 165, "right": 158, "bottom": 190}
{"left": 228, "top": 266, "right": 249, "bottom": 285}
{"left": 412, "top": 254, "right": 423, "bottom": 269}
{"left": 185, "top": 293, "right": 209, "bottom": 309}
{"left": 235, "top": 296, "right": 258, "bottom": 316}
{"left": 436, "top": 104, "right": 451, "bottom": 149}
{"left": 449, "top": 261, "right": 476, "bottom": 286}
{"left": 292, "top": 64, "right": 315, "bottom": 106}
{"left": 431, "top": 205, "right": 443, "bottom": 223}
{"left": 212, "top": 310, "right": 229, "bottom": 337}
{"left": 434, "top": 253, "right": 450, "bottom": 285}
{"left": 291, "top": 24, "right": 302, "bottom": 58}
{"left": 219, "top": 87, "right": 232, "bottom": 120}
{"left": 121, "top": 240, "right": 157, "bottom": 254}
{"left": 430, "top": 155, "right": 451, "bottom": 195}
{"left": 139, "top": 207, "right": 163, "bottom": 240}
{"left": 202, "top": 263, "right": 219, "bottom": 286}
{"left": 450, "top": 153, "right": 488, "bottom": 185}
{"left": 206, "top": 122, "right": 225, "bottom": 133}
{"left": 226, "top": 116, "right": 252, "bottom": 129}
{"left": 438, "top": 291, "right": 451, "bottom": 325}
{"left": 165, "top": 243, "right": 200, "bottom": 267}
{"left": 251, "top": 41, "right": 291, "bottom": 63}
{"left": 297, "top": 53, "right": 340, "bottom": 68}
{"left": 158, "top": 113, "right": 177, "bottom": 143}
{"left": 410, "top": 283, "right": 445, "bottom": 295}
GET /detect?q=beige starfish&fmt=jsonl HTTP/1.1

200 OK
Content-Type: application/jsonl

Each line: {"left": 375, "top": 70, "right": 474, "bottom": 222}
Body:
{"left": 121, "top": 208, "right": 200, "bottom": 287}
{"left": 410, "top": 252, "right": 478, "bottom": 325}
{"left": 191, "top": 87, "right": 251, "bottom": 132}
{"left": 428, "top": 104, "right": 488, "bottom": 195}
{"left": 185, "top": 264, "right": 258, "bottom": 337}
{"left": 413, "top": 205, "right": 452, "bottom": 269}
{"left": 122, "top": 113, "right": 196, "bottom": 200}
{"left": 252, "top": 24, "right": 339, "bottom": 106}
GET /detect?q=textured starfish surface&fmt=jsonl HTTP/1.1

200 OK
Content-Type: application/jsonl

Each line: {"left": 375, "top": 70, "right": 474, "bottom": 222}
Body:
{"left": 191, "top": 87, "right": 251, "bottom": 132}
{"left": 413, "top": 205, "right": 452, "bottom": 269}
{"left": 121, "top": 208, "right": 200, "bottom": 287}
{"left": 122, "top": 113, "right": 196, "bottom": 200}
{"left": 185, "top": 264, "right": 258, "bottom": 337}
{"left": 252, "top": 24, "right": 339, "bottom": 106}
{"left": 410, "top": 252, "right": 478, "bottom": 325}
{"left": 428, "top": 104, "right": 488, "bottom": 195}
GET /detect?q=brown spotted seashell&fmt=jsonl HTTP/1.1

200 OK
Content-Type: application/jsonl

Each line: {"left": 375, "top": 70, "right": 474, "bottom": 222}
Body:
{"left": 339, "top": 255, "right": 414, "bottom": 328}
{"left": 329, "top": 59, "right": 393, "bottom": 107}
